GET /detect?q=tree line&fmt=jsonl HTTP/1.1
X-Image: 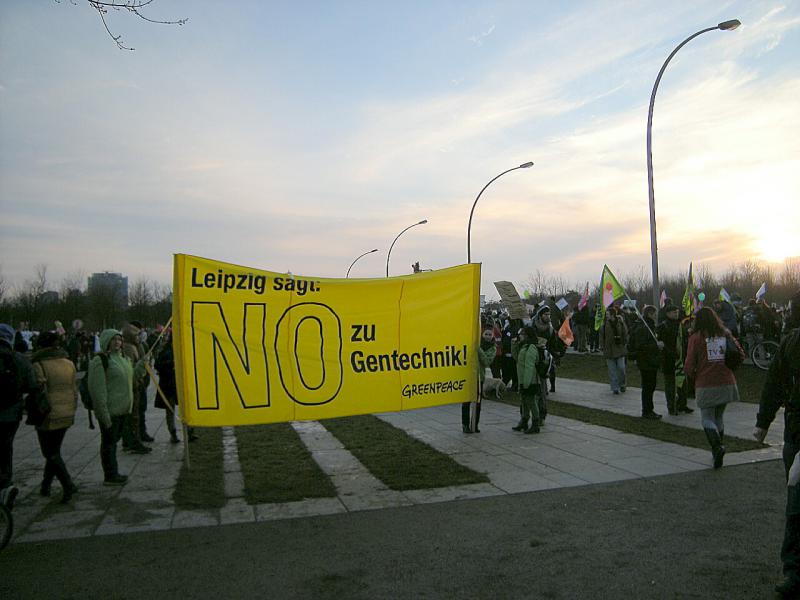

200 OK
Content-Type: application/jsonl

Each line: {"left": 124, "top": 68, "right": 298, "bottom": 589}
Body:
{"left": 0, "top": 264, "right": 171, "bottom": 332}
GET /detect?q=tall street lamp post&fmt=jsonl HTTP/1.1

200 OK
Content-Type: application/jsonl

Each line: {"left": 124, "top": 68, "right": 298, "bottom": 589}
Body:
{"left": 346, "top": 248, "right": 379, "bottom": 278}
{"left": 467, "top": 162, "right": 534, "bottom": 262}
{"left": 386, "top": 220, "right": 427, "bottom": 277}
{"left": 465, "top": 161, "right": 533, "bottom": 433}
{"left": 646, "top": 19, "right": 741, "bottom": 307}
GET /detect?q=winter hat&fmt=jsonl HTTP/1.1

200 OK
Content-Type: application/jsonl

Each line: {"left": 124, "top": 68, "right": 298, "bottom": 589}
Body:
{"left": 0, "top": 323, "right": 14, "bottom": 347}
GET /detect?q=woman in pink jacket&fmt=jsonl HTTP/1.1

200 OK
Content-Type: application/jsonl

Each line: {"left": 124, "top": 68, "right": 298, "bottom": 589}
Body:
{"left": 684, "top": 307, "right": 745, "bottom": 469}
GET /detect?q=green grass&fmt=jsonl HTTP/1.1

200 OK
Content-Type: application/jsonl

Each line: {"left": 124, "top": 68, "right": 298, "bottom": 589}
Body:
{"left": 235, "top": 424, "right": 337, "bottom": 504}
{"left": 557, "top": 352, "right": 767, "bottom": 404}
{"left": 172, "top": 427, "right": 227, "bottom": 509}
{"left": 498, "top": 391, "right": 766, "bottom": 453}
{"left": 323, "top": 414, "right": 489, "bottom": 490}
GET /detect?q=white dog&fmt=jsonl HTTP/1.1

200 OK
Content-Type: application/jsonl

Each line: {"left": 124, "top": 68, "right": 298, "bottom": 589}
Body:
{"left": 482, "top": 377, "right": 506, "bottom": 400}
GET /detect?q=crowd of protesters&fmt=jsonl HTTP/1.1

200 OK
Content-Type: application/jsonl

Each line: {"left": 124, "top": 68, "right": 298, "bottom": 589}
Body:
{"left": 0, "top": 319, "right": 188, "bottom": 510}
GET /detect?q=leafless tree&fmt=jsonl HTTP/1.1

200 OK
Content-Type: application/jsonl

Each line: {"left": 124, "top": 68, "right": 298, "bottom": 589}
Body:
{"left": 56, "top": 0, "right": 187, "bottom": 51}
{"left": 780, "top": 257, "right": 800, "bottom": 290}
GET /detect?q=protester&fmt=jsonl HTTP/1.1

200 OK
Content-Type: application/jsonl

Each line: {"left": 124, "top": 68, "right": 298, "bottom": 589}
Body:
{"left": 631, "top": 305, "right": 664, "bottom": 420}
{"left": 752, "top": 289, "right": 800, "bottom": 598}
{"left": 588, "top": 303, "right": 600, "bottom": 352}
{"left": 533, "top": 306, "right": 562, "bottom": 394}
{"left": 121, "top": 323, "right": 152, "bottom": 453}
{"left": 500, "top": 319, "right": 518, "bottom": 391}
{"left": 656, "top": 304, "right": 686, "bottom": 415}
{"left": 462, "top": 328, "right": 496, "bottom": 434}
{"left": 712, "top": 298, "right": 739, "bottom": 339}
{"left": 153, "top": 330, "right": 195, "bottom": 444}
{"left": 600, "top": 306, "right": 628, "bottom": 395}
{"left": 88, "top": 328, "right": 138, "bottom": 486}
{"left": 684, "top": 307, "right": 744, "bottom": 469}
{"left": 512, "top": 326, "right": 542, "bottom": 434}
{"left": 31, "top": 331, "right": 79, "bottom": 503}
{"left": 573, "top": 303, "right": 591, "bottom": 353}
{"left": 0, "top": 323, "right": 37, "bottom": 509}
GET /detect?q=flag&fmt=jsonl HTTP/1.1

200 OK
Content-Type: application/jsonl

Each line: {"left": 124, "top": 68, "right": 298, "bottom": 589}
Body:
{"left": 578, "top": 282, "right": 589, "bottom": 310}
{"left": 558, "top": 317, "right": 574, "bottom": 347}
{"left": 719, "top": 288, "right": 731, "bottom": 303}
{"left": 594, "top": 265, "right": 626, "bottom": 330}
{"left": 682, "top": 262, "right": 694, "bottom": 316}
{"left": 659, "top": 289, "right": 667, "bottom": 308}
{"left": 756, "top": 282, "right": 767, "bottom": 300}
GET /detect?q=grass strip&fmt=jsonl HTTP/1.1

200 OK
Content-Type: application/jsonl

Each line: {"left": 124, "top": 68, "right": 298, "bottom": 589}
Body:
{"left": 235, "top": 423, "right": 336, "bottom": 504}
{"left": 498, "top": 392, "right": 766, "bottom": 453}
{"left": 323, "top": 414, "right": 489, "bottom": 490}
{"left": 172, "top": 427, "right": 226, "bottom": 509}
{"left": 557, "top": 352, "right": 766, "bottom": 404}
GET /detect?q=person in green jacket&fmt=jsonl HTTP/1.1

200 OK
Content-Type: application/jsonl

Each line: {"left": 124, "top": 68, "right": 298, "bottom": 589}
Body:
{"left": 512, "top": 326, "right": 541, "bottom": 434}
{"left": 88, "top": 329, "right": 137, "bottom": 486}
{"left": 462, "top": 328, "right": 497, "bottom": 434}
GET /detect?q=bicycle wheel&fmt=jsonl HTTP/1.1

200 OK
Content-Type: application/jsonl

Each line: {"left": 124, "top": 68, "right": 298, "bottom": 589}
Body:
{"left": 751, "top": 340, "right": 780, "bottom": 371}
{"left": 0, "top": 503, "right": 12, "bottom": 551}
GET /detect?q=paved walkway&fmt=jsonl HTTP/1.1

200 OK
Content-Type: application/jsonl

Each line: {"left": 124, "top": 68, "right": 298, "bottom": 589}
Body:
{"left": 6, "top": 378, "right": 783, "bottom": 544}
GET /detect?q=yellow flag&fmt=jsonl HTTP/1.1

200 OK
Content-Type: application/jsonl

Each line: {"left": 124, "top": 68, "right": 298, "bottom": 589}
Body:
{"left": 172, "top": 255, "right": 481, "bottom": 427}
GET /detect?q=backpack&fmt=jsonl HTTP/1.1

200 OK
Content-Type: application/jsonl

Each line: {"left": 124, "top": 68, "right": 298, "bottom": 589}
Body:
{"left": 535, "top": 345, "right": 553, "bottom": 380}
{"left": 79, "top": 353, "right": 109, "bottom": 429}
{"left": 0, "top": 349, "right": 22, "bottom": 410}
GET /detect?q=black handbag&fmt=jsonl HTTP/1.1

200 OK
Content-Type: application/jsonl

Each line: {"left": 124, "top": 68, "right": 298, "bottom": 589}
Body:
{"left": 724, "top": 335, "right": 743, "bottom": 371}
{"left": 25, "top": 362, "right": 52, "bottom": 427}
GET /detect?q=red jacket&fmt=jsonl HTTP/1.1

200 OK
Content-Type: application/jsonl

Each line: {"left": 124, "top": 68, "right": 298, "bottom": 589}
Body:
{"left": 684, "top": 332, "right": 744, "bottom": 388}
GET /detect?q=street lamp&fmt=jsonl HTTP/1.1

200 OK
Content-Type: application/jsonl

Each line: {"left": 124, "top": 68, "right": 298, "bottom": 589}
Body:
{"left": 386, "top": 220, "right": 428, "bottom": 277}
{"left": 646, "top": 19, "right": 741, "bottom": 307}
{"left": 467, "top": 161, "right": 534, "bottom": 262}
{"left": 346, "top": 248, "right": 379, "bottom": 278}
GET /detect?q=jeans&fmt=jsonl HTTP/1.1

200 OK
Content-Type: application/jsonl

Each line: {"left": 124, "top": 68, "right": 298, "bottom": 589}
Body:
{"left": 36, "top": 428, "right": 72, "bottom": 489}
{"left": 0, "top": 420, "right": 20, "bottom": 490}
{"left": 606, "top": 357, "right": 626, "bottom": 392}
{"left": 100, "top": 416, "right": 126, "bottom": 479}
{"left": 520, "top": 385, "right": 540, "bottom": 425}
{"left": 640, "top": 368, "right": 658, "bottom": 415}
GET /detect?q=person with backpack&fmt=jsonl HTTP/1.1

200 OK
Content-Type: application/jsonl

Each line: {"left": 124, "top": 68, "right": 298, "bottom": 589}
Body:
{"left": 753, "top": 290, "right": 800, "bottom": 598}
{"left": 0, "top": 323, "right": 37, "bottom": 509}
{"left": 30, "top": 331, "right": 78, "bottom": 503}
{"left": 88, "top": 329, "right": 139, "bottom": 486}
{"left": 685, "top": 307, "right": 744, "bottom": 470}
{"left": 600, "top": 306, "right": 629, "bottom": 395}
{"left": 630, "top": 305, "right": 664, "bottom": 420}
{"left": 511, "top": 326, "right": 543, "bottom": 434}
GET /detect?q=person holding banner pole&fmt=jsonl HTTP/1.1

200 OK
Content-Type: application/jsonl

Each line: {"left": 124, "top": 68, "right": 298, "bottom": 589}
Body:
{"left": 630, "top": 305, "right": 664, "bottom": 419}
{"left": 463, "top": 328, "right": 496, "bottom": 434}
{"left": 601, "top": 307, "right": 629, "bottom": 395}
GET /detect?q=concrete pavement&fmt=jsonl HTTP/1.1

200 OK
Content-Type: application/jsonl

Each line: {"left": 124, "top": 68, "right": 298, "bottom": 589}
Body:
{"left": 4, "top": 377, "right": 783, "bottom": 545}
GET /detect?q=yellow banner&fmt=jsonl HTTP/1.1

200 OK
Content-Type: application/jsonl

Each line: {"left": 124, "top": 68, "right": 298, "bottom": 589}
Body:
{"left": 172, "top": 255, "right": 481, "bottom": 426}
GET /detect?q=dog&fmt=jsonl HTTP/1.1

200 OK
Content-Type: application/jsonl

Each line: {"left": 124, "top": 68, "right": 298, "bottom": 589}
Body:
{"left": 482, "top": 377, "right": 506, "bottom": 400}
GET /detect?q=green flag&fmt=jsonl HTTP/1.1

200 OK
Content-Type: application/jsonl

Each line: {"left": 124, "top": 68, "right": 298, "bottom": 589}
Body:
{"left": 594, "top": 264, "right": 626, "bottom": 331}
{"left": 682, "top": 262, "right": 694, "bottom": 316}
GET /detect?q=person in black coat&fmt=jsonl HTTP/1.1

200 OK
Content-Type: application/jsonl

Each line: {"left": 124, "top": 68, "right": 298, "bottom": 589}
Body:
{"left": 657, "top": 305, "right": 693, "bottom": 415}
{"left": 630, "top": 306, "right": 664, "bottom": 419}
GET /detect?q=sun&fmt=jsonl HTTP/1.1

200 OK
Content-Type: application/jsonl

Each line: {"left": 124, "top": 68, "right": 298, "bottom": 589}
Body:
{"left": 755, "top": 229, "right": 800, "bottom": 264}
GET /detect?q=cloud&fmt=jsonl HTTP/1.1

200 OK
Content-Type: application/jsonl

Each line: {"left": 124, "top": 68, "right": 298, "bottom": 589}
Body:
{"left": 468, "top": 24, "right": 495, "bottom": 46}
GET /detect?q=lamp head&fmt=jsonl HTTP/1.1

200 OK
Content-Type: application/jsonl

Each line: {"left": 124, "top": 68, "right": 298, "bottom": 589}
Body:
{"left": 718, "top": 19, "right": 741, "bottom": 30}
{"left": 370, "top": 248, "right": 379, "bottom": 253}
{"left": 519, "top": 161, "right": 534, "bottom": 168}
{"left": 418, "top": 219, "right": 428, "bottom": 225}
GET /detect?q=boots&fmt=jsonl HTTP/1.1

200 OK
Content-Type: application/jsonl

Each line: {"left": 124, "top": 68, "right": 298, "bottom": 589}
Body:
{"left": 704, "top": 428, "right": 725, "bottom": 469}
{"left": 169, "top": 429, "right": 180, "bottom": 444}
{"left": 512, "top": 419, "right": 528, "bottom": 432}
{"left": 61, "top": 481, "right": 78, "bottom": 504}
{"left": 524, "top": 421, "right": 540, "bottom": 434}
{"left": 40, "top": 478, "right": 52, "bottom": 497}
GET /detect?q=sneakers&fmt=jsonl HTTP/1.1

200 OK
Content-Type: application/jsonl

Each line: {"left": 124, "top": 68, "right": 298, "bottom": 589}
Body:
{"left": 0, "top": 485, "right": 19, "bottom": 509}
{"left": 103, "top": 474, "right": 129, "bottom": 486}
{"left": 512, "top": 421, "right": 528, "bottom": 432}
{"left": 642, "top": 412, "right": 662, "bottom": 420}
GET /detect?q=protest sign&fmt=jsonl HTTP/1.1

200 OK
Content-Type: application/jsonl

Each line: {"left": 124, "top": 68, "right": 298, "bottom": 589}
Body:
{"left": 493, "top": 281, "right": 529, "bottom": 320}
{"left": 173, "top": 255, "right": 480, "bottom": 426}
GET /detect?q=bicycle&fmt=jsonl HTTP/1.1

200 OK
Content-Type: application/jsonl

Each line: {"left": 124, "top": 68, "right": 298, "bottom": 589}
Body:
{"left": 742, "top": 325, "right": 780, "bottom": 371}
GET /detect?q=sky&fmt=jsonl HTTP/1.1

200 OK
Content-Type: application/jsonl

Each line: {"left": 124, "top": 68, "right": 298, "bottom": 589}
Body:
{"left": 1, "top": 0, "right": 798, "bottom": 298}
